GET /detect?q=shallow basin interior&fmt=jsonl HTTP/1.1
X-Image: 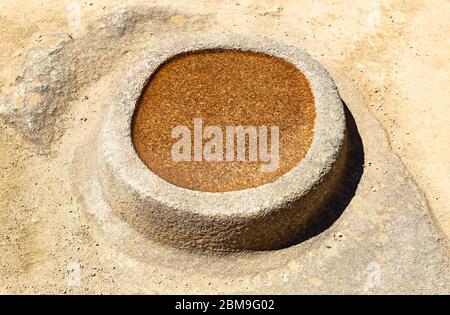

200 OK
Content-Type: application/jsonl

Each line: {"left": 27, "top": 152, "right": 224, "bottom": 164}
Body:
{"left": 131, "top": 49, "right": 316, "bottom": 192}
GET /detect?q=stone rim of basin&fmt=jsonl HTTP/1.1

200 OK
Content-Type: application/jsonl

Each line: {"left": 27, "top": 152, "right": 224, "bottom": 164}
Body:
{"left": 97, "top": 33, "right": 347, "bottom": 251}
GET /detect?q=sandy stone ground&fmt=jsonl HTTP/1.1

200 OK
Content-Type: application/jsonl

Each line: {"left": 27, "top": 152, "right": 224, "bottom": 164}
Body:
{"left": 0, "top": 0, "right": 448, "bottom": 294}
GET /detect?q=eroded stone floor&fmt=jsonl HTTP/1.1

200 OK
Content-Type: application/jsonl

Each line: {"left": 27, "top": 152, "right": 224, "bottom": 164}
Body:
{"left": 0, "top": 1, "right": 448, "bottom": 294}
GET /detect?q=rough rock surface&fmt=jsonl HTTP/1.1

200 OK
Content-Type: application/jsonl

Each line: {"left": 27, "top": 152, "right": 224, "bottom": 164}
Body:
{"left": 0, "top": 3, "right": 448, "bottom": 294}
{"left": 0, "top": 5, "right": 210, "bottom": 146}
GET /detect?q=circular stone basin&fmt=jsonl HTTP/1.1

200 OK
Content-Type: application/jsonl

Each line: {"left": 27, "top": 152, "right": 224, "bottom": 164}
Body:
{"left": 132, "top": 50, "right": 316, "bottom": 192}
{"left": 98, "top": 34, "right": 347, "bottom": 251}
